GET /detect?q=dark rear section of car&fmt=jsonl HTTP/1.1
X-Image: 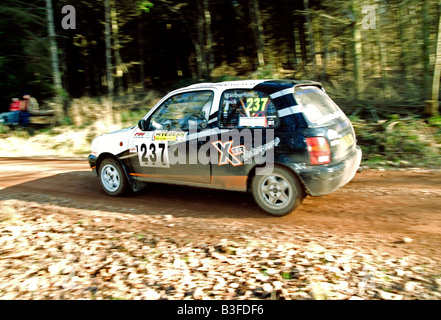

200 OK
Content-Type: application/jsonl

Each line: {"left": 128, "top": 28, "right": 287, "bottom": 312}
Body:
{"left": 256, "top": 81, "right": 361, "bottom": 196}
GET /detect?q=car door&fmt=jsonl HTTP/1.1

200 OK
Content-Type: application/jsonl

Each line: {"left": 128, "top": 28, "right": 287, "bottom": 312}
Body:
{"left": 128, "top": 90, "right": 214, "bottom": 184}
{"left": 209, "top": 88, "right": 282, "bottom": 189}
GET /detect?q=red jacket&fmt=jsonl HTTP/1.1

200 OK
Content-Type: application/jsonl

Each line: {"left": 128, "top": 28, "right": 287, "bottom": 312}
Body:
{"left": 9, "top": 100, "right": 20, "bottom": 111}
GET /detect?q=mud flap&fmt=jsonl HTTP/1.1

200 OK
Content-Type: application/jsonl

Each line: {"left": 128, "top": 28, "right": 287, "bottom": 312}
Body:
{"left": 119, "top": 159, "right": 147, "bottom": 192}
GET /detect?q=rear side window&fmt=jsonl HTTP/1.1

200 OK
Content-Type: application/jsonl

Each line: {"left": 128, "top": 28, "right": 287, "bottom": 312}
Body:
{"left": 294, "top": 86, "right": 346, "bottom": 126}
{"left": 219, "top": 89, "right": 279, "bottom": 128}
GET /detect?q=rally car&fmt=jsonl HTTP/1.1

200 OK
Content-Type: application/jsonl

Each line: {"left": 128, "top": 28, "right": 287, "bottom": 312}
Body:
{"left": 89, "top": 80, "right": 362, "bottom": 216}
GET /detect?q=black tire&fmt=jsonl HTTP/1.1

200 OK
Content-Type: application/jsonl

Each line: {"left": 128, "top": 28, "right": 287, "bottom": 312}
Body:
{"left": 251, "top": 166, "right": 305, "bottom": 216}
{"left": 98, "top": 158, "right": 128, "bottom": 196}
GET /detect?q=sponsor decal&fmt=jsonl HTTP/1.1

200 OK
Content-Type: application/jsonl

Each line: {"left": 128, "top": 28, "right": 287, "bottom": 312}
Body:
{"left": 211, "top": 140, "right": 245, "bottom": 166}
{"left": 340, "top": 133, "right": 354, "bottom": 148}
{"left": 154, "top": 131, "right": 187, "bottom": 141}
{"left": 243, "top": 137, "right": 280, "bottom": 162}
{"left": 133, "top": 131, "right": 153, "bottom": 139}
{"left": 212, "top": 137, "right": 280, "bottom": 166}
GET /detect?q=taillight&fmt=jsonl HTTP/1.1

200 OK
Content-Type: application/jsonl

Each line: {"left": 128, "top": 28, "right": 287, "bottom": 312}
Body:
{"left": 306, "top": 137, "right": 331, "bottom": 165}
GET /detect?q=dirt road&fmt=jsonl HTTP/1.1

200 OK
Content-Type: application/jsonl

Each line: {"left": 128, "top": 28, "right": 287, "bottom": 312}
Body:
{"left": 1, "top": 157, "right": 440, "bottom": 262}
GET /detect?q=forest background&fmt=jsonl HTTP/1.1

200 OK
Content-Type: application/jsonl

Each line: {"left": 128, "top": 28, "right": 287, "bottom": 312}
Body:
{"left": 1, "top": 0, "right": 441, "bottom": 167}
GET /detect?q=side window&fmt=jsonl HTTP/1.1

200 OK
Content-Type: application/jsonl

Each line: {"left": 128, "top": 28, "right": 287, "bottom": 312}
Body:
{"left": 219, "top": 89, "right": 279, "bottom": 128}
{"left": 149, "top": 91, "right": 213, "bottom": 131}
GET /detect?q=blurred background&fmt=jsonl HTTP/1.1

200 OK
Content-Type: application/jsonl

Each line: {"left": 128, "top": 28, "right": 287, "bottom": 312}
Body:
{"left": 0, "top": 0, "right": 440, "bottom": 166}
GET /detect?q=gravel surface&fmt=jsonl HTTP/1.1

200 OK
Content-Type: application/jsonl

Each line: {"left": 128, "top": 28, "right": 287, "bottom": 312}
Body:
{"left": 1, "top": 199, "right": 440, "bottom": 300}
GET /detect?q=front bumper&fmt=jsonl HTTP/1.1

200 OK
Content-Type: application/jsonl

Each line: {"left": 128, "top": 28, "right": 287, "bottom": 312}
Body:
{"left": 88, "top": 154, "right": 97, "bottom": 175}
{"left": 294, "top": 146, "right": 362, "bottom": 196}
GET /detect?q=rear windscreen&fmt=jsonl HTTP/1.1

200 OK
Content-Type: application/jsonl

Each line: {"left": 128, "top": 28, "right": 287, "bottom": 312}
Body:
{"left": 293, "top": 86, "right": 346, "bottom": 126}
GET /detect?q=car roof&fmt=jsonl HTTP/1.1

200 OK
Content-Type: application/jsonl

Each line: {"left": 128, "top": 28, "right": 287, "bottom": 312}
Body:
{"left": 185, "top": 80, "right": 267, "bottom": 90}
{"left": 182, "top": 79, "right": 323, "bottom": 94}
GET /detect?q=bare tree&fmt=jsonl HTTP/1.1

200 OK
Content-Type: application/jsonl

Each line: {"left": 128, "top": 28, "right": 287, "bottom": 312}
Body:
{"left": 249, "top": 0, "right": 265, "bottom": 67}
{"left": 303, "top": 0, "right": 316, "bottom": 76}
{"left": 110, "top": 0, "right": 134, "bottom": 95}
{"left": 45, "top": 0, "right": 63, "bottom": 100}
{"left": 374, "top": 4, "right": 389, "bottom": 98}
{"left": 104, "top": 0, "right": 114, "bottom": 100}
{"left": 422, "top": 0, "right": 431, "bottom": 101}
{"left": 428, "top": 8, "right": 441, "bottom": 116}
{"left": 350, "top": 0, "right": 363, "bottom": 98}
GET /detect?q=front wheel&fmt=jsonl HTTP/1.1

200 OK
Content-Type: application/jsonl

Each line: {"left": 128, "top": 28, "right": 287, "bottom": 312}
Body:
{"left": 251, "top": 166, "right": 305, "bottom": 216}
{"left": 99, "top": 158, "right": 128, "bottom": 196}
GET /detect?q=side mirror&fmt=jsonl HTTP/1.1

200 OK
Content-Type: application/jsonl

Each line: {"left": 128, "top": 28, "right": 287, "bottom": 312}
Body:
{"left": 138, "top": 119, "right": 150, "bottom": 131}
{"left": 162, "top": 120, "right": 171, "bottom": 130}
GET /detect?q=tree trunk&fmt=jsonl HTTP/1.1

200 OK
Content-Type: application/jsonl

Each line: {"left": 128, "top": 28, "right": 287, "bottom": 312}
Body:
{"left": 303, "top": 0, "right": 316, "bottom": 76}
{"left": 281, "top": 0, "right": 296, "bottom": 69}
{"left": 351, "top": 0, "right": 363, "bottom": 99}
{"left": 104, "top": 0, "right": 114, "bottom": 100}
{"left": 194, "top": 0, "right": 213, "bottom": 80}
{"left": 110, "top": 0, "right": 125, "bottom": 96}
{"left": 249, "top": 0, "right": 265, "bottom": 67}
{"left": 428, "top": 9, "right": 441, "bottom": 117}
{"left": 203, "top": 0, "right": 214, "bottom": 74}
{"left": 422, "top": 0, "right": 431, "bottom": 101}
{"left": 103, "top": 0, "right": 115, "bottom": 126}
{"left": 138, "top": 17, "right": 145, "bottom": 90}
{"left": 45, "top": 0, "right": 63, "bottom": 100}
{"left": 321, "top": 13, "right": 329, "bottom": 82}
{"left": 374, "top": 7, "right": 389, "bottom": 99}
{"left": 398, "top": 0, "right": 411, "bottom": 81}
{"left": 197, "top": 1, "right": 208, "bottom": 80}
{"left": 298, "top": 16, "right": 308, "bottom": 67}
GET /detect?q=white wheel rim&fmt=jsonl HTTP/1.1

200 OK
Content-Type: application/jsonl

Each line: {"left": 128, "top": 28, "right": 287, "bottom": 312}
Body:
{"left": 101, "top": 164, "right": 120, "bottom": 192}
{"left": 260, "top": 174, "right": 292, "bottom": 208}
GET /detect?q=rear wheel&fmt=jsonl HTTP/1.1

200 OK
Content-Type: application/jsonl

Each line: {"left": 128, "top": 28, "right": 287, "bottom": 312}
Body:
{"left": 251, "top": 166, "right": 305, "bottom": 216}
{"left": 99, "top": 158, "right": 128, "bottom": 196}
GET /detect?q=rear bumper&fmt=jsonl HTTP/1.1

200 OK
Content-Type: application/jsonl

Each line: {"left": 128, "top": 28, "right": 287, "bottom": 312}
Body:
{"left": 294, "top": 146, "right": 362, "bottom": 196}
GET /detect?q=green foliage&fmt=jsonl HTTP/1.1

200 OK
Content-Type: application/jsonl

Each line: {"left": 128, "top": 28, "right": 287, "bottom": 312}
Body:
{"left": 0, "top": 123, "right": 11, "bottom": 134}
{"left": 137, "top": 0, "right": 154, "bottom": 13}
{"left": 59, "top": 116, "right": 73, "bottom": 126}
{"left": 428, "top": 116, "right": 441, "bottom": 128}
{"left": 250, "top": 65, "right": 277, "bottom": 80}
{"left": 214, "top": 75, "right": 241, "bottom": 82}
{"left": 170, "top": 78, "right": 200, "bottom": 90}
{"left": 120, "top": 108, "right": 147, "bottom": 126}
{"left": 351, "top": 115, "right": 441, "bottom": 168}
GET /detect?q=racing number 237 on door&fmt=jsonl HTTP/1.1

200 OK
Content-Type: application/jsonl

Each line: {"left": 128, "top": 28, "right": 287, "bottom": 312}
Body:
{"left": 138, "top": 141, "right": 170, "bottom": 168}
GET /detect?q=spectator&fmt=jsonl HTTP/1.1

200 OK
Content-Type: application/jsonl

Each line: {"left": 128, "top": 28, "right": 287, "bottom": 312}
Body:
{"left": 7, "top": 98, "right": 21, "bottom": 124}
{"left": 19, "top": 93, "right": 37, "bottom": 125}
{"left": 9, "top": 98, "right": 20, "bottom": 111}
{"left": 21, "top": 93, "right": 39, "bottom": 112}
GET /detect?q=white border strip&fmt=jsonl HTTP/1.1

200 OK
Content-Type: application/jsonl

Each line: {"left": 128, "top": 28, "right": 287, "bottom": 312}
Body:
{"left": 186, "top": 128, "right": 231, "bottom": 142}
{"left": 270, "top": 88, "right": 294, "bottom": 99}
{"left": 207, "top": 117, "right": 218, "bottom": 125}
{"left": 277, "top": 105, "right": 303, "bottom": 118}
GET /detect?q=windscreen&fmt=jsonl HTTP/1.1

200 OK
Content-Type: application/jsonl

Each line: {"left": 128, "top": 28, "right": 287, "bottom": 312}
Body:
{"left": 293, "top": 86, "right": 346, "bottom": 126}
